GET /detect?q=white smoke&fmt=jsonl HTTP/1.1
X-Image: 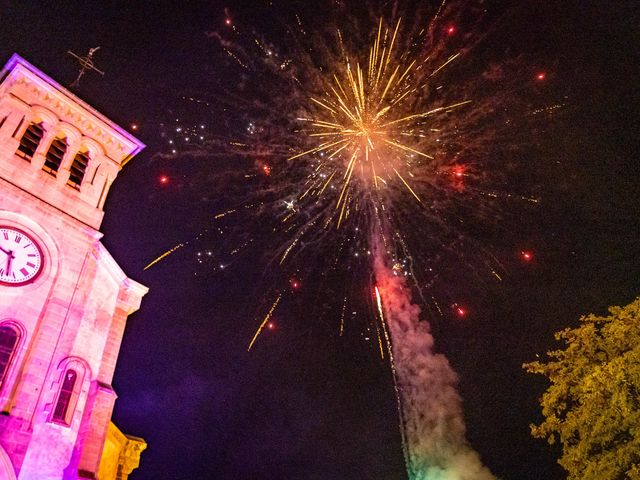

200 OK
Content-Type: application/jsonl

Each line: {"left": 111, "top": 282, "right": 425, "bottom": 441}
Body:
{"left": 374, "top": 253, "right": 495, "bottom": 480}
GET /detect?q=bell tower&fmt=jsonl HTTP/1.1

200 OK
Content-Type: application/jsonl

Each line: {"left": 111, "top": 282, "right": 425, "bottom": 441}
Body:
{"left": 0, "top": 54, "right": 147, "bottom": 479}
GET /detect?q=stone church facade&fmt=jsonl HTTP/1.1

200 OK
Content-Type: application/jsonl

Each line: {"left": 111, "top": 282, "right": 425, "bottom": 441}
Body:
{"left": 0, "top": 54, "right": 146, "bottom": 479}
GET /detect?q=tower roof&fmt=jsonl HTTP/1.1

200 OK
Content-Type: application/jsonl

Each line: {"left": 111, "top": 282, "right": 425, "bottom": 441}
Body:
{"left": 0, "top": 53, "right": 144, "bottom": 165}
{"left": 0, "top": 54, "right": 146, "bottom": 229}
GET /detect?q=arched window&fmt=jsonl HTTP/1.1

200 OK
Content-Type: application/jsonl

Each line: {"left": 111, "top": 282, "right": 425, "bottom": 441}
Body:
{"left": 16, "top": 122, "right": 44, "bottom": 160}
{"left": 0, "top": 326, "right": 19, "bottom": 388}
{"left": 42, "top": 136, "right": 67, "bottom": 175}
{"left": 52, "top": 369, "right": 77, "bottom": 424}
{"left": 67, "top": 150, "right": 90, "bottom": 189}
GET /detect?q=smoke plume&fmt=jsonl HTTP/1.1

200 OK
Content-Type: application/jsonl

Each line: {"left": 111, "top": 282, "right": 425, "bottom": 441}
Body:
{"left": 374, "top": 252, "right": 495, "bottom": 480}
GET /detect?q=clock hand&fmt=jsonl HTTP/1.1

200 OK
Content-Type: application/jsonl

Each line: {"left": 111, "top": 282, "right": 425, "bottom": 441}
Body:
{"left": 5, "top": 252, "right": 14, "bottom": 277}
{"left": 0, "top": 245, "right": 10, "bottom": 255}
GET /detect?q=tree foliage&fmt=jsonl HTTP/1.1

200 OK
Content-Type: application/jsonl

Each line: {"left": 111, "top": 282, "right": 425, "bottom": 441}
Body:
{"left": 524, "top": 297, "right": 640, "bottom": 480}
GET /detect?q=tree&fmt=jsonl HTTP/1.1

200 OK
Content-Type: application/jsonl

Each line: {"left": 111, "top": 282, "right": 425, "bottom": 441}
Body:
{"left": 524, "top": 297, "right": 640, "bottom": 480}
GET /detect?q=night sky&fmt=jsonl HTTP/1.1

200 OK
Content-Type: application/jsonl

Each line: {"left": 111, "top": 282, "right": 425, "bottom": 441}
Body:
{"left": 2, "top": 1, "right": 640, "bottom": 479}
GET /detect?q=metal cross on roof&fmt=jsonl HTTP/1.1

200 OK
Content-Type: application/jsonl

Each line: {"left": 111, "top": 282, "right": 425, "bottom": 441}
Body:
{"left": 67, "top": 46, "right": 105, "bottom": 87}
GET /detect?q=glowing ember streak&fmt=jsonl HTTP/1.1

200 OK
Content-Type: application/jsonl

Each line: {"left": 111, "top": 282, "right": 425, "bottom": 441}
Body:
{"left": 375, "top": 286, "right": 385, "bottom": 319}
{"left": 339, "top": 295, "right": 347, "bottom": 336}
{"left": 214, "top": 208, "right": 237, "bottom": 219}
{"left": 280, "top": 238, "right": 299, "bottom": 264}
{"left": 429, "top": 52, "right": 461, "bottom": 77}
{"left": 374, "top": 286, "right": 386, "bottom": 359}
{"left": 393, "top": 169, "right": 421, "bottom": 203}
{"left": 375, "top": 322, "right": 385, "bottom": 359}
{"left": 144, "top": 243, "right": 185, "bottom": 270}
{"left": 248, "top": 294, "right": 282, "bottom": 351}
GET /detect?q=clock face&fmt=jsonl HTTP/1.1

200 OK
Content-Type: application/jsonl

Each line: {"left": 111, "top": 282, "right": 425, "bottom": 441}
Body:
{"left": 0, "top": 227, "right": 43, "bottom": 286}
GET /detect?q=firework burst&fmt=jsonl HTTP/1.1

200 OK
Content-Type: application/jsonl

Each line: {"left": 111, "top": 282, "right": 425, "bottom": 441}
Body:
{"left": 145, "top": 3, "right": 558, "bottom": 477}
{"left": 290, "top": 17, "right": 473, "bottom": 229}
{"left": 148, "top": 0, "right": 546, "bottom": 343}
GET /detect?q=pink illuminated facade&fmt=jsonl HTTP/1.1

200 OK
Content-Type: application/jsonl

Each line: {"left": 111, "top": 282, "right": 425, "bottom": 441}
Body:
{"left": 0, "top": 54, "right": 147, "bottom": 479}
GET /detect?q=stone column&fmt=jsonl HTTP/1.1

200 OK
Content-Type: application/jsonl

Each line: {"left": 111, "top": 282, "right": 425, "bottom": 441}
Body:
{"left": 75, "top": 382, "right": 117, "bottom": 478}
{"left": 55, "top": 140, "right": 78, "bottom": 186}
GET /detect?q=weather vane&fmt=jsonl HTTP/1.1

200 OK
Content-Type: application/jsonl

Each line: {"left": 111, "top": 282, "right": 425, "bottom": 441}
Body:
{"left": 67, "top": 46, "right": 105, "bottom": 87}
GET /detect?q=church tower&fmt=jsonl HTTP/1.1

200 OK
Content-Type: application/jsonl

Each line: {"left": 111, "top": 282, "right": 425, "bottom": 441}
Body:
{"left": 0, "top": 54, "right": 147, "bottom": 479}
